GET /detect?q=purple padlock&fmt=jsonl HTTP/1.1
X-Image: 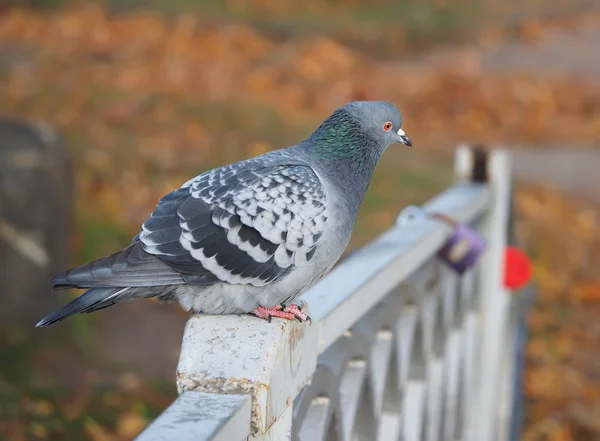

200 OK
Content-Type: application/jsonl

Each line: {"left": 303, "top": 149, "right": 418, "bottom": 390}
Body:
{"left": 430, "top": 212, "right": 487, "bottom": 274}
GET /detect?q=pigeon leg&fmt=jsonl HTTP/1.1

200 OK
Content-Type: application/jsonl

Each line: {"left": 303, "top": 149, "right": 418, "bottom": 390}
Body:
{"left": 251, "top": 304, "right": 311, "bottom": 323}
{"left": 251, "top": 305, "right": 294, "bottom": 322}
{"left": 283, "top": 304, "right": 311, "bottom": 324}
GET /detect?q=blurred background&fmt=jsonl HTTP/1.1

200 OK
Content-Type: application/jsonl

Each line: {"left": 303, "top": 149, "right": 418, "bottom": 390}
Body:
{"left": 1, "top": 0, "right": 599, "bottom": 439}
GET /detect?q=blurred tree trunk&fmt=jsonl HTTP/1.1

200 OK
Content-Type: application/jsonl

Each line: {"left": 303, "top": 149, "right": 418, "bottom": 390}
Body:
{"left": 0, "top": 119, "right": 73, "bottom": 321}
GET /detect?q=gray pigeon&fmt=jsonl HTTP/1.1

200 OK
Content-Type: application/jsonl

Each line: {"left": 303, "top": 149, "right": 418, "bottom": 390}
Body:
{"left": 36, "top": 101, "right": 412, "bottom": 327}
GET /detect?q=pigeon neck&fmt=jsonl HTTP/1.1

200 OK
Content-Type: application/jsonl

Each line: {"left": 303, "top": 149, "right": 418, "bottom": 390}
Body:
{"left": 304, "top": 111, "right": 383, "bottom": 211}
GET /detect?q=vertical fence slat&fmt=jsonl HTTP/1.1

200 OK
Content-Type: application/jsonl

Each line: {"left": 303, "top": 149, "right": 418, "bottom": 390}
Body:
{"left": 470, "top": 151, "right": 513, "bottom": 441}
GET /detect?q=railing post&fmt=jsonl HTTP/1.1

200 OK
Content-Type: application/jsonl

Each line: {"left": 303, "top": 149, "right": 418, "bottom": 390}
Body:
{"left": 465, "top": 147, "right": 512, "bottom": 441}
{"left": 176, "top": 314, "right": 319, "bottom": 440}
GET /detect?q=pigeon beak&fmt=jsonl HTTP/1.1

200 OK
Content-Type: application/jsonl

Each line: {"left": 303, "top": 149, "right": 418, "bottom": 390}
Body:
{"left": 397, "top": 128, "right": 412, "bottom": 147}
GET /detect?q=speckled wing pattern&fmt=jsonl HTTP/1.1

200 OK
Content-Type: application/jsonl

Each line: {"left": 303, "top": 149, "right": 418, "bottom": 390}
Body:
{"left": 138, "top": 160, "right": 329, "bottom": 287}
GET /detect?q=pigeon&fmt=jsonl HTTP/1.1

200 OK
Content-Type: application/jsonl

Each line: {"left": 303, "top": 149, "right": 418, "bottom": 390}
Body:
{"left": 36, "top": 101, "right": 412, "bottom": 327}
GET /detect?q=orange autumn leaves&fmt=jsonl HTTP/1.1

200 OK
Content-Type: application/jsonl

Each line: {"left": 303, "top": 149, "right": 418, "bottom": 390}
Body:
{"left": 1, "top": 4, "right": 600, "bottom": 150}
{"left": 517, "top": 184, "right": 600, "bottom": 441}
{"left": 1, "top": 4, "right": 600, "bottom": 440}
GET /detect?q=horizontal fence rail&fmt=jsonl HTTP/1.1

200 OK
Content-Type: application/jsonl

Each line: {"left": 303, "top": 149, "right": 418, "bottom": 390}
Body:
{"left": 135, "top": 146, "right": 525, "bottom": 441}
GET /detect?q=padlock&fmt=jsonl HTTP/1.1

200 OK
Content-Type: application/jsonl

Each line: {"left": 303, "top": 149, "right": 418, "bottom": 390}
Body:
{"left": 430, "top": 212, "right": 487, "bottom": 274}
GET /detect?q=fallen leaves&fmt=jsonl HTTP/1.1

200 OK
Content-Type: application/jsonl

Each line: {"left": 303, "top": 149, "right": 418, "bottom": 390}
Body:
{"left": 0, "top": 365, "right": 169, "bottom": 441}
{"left": 0, "top": 4, "right": 598, "bottom": 240}
{"left": 518, "top": 183, "right": 600, "bottom": 441}
{"left": 0, "top": 3, "right": 599, "bottom": 441}
{"left": 84, "top": 418, "right": 113, "bottom": 441}
{"left": 1, "top": 4, "right": 600, "bottom": 155}
{"left": 571, "top": 282, "right": 600, "bottom": 304}
{"left": 115, "top": 412, "right": 147, "bottom": 439}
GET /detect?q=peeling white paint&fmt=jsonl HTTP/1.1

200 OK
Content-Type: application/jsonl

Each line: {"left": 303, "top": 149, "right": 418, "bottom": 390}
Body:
{"left": 177, "top": 313, "right": 318, "bottom": 435}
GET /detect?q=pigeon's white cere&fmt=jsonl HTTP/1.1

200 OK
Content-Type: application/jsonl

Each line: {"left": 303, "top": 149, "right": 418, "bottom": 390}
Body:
{"left": 397, "top": 128, "right": 406, "bottom": 136}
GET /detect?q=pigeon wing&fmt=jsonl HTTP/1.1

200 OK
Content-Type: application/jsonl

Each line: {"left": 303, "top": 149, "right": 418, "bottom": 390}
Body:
{"left": 139, "top": 162, "right": 329, "bottom": 287}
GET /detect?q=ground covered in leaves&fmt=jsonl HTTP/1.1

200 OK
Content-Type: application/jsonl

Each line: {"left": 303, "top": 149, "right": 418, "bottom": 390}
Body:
{"left": 517, "top": 185, "right": 600, "bottom": 441}
{"left": 0, "top": 2, "right": 599, "bottom": 440}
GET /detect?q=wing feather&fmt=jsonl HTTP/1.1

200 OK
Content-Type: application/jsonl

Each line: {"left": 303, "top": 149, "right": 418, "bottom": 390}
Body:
{"left": 138, "top": 159, "right": 329, "bottom": 287}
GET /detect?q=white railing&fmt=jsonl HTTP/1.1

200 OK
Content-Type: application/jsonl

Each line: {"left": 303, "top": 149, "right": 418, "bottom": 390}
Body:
{"left": 135, "top": 146, "right": 524, "bottom": 441}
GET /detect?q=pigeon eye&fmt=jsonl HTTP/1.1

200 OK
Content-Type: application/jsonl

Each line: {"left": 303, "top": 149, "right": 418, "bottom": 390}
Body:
{"left": 383, "top": 122, "right": 393, "bottom": 131}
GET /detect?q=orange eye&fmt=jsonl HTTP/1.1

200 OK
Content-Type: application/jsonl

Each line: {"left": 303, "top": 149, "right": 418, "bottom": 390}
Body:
{"left": 383, "top": 121, "right": 393, "bottom": 131}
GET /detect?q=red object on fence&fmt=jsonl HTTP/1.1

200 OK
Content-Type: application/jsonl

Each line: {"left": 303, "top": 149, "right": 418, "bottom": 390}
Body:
{"left": 503, "top": 246, "right": 532, "bottom": 291}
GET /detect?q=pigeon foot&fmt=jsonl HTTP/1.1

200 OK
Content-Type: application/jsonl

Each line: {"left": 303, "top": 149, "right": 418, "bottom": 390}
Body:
{"left": 251, "top": 303, "right": 311, "bottom": 324}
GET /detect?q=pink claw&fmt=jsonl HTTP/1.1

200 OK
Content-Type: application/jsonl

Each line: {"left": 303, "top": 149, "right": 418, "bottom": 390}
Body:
{"left": 252, "top": 303, "right": 311, "bottom": 324}
{"left": 283, "top": 304, "right": 311, "bottom": 323}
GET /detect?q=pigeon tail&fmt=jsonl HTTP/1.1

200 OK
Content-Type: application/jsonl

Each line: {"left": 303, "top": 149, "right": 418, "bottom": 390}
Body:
{"left": 35, "top": 287, "right": 130, "bottom": 328}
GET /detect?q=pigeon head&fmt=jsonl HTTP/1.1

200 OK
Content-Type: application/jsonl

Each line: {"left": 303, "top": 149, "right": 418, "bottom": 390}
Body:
{"left": 343, "top": 101, "right": 412, "bottom": 148}
{"left": 307, "top": 101, "right": 411, "bottom": 163}
{"left": 301, "top": 100, "right": 412, "bottom": 210}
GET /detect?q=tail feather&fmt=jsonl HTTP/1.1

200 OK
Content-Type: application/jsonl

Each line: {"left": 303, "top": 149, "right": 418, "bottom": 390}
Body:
{"left": 35, "top": 287, "right": 129, "bottom": 328}
{"left": 49, "top": 242, "right": 184, "bottom": 289}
